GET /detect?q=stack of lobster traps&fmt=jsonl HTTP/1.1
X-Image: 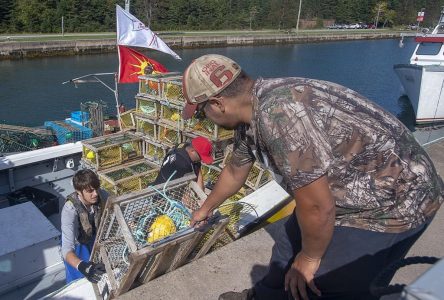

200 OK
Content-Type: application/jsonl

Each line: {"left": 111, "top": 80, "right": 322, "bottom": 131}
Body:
{"left": 133, "top": 72, "right": 234, "bottom": 169}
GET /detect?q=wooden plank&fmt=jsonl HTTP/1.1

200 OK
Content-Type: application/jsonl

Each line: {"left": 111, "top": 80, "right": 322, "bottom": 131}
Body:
{"left": 139, "top": 252, "right": 164, "bottom": 283}
{"left": 145, "top": 244, "right": 180, "bottom": 281}
{"left": 115, "top": 252, "right": 148, "bottom": 296}
{"left": 190, "top": 181, "right": 207, "bottom": 202}
{"left": 169, "top": 231, "right": 205, "bottom": 270}
{"left": 194, "top": 216, "right": 230, "bottom": 260}
{"left": 100, "top": 246, "right": 119, "bottom": 293}
{"left": 113, "top": 204, "right": 138, "bottom": 253}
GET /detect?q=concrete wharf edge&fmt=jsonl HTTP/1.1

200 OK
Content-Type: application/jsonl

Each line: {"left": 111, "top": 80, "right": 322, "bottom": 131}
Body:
{"left": 120, "top": 140, "right": 444, "bottom": 300}
{"left": 0, "top": 32, "right": 400, "bottom": 60}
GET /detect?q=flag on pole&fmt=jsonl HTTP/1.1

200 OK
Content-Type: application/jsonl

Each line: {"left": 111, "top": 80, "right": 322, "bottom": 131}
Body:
{"left": 118, "top": 45, "right": 168, "bottom": 83}
{"left": 116, "top": 5, "right": 181, "bottom": 60}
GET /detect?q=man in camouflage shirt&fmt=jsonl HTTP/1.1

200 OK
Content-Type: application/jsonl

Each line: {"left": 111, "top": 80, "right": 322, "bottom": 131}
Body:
{"left": 182, "top": 54, "right": 443, "bottom": 300}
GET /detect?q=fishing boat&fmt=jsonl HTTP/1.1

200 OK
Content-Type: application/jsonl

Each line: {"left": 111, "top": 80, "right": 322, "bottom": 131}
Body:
{"left": 394, "top": 7, "right": 444, "bottom": 124}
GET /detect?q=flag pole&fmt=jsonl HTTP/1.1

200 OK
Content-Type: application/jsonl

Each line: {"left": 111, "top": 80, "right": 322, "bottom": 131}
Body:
{"left": 114, "top": 72, "right": 123, "bottom": 131}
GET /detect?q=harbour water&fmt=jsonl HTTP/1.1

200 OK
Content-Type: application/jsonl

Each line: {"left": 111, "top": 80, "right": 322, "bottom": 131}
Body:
{"left": 0, "top": 38, "right": 416, "bottom": 127}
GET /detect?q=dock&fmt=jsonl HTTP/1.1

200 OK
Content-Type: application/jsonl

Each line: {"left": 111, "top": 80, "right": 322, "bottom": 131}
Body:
{"left": 120, "top": 135, "right": 444, "bottom": 300}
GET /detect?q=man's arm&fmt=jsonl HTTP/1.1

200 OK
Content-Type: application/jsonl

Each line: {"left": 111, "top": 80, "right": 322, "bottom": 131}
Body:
{"left": 61, "top": 202, "right": 80, "bottom": 268}
{"left": 285, "top": 175, "right": 336, "bottom": 300}
{"left": 191, "top": 161, "right": 253, "bottom": 225}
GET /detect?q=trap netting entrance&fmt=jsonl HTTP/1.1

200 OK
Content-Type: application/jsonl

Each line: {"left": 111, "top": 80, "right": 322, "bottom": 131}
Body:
{"left": 92, "top": 176, "right": 205, "bottom": 295}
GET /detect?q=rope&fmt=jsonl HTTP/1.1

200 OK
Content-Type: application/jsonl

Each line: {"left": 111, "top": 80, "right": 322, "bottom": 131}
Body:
{"left": 369, "top": 256, "right": 440, "bottom": 297}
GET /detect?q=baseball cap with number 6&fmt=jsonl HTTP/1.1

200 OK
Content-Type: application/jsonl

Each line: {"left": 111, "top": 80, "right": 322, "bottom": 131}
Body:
{"left": 182, "top": 54, "right": 242, "bottom": 120}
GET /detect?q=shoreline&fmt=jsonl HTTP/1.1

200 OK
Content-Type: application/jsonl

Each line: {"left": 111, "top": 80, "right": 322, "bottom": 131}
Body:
{"left": 0, "top": 31, "right": 401, "bottom": 60}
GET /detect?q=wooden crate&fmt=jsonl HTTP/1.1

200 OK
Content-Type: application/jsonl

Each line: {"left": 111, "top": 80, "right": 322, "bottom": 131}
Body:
{"left": 184, "top": 116, "right": 234, "bottom": 141}
{"left": 98, "top": 159, "right": 160, "bottom": 196}
{"left": 134, "top": 113, "right": 157, "bottom": 141}
{"left": 119, "top": 109, "right": 136, "bottom": 130}
{"left": 82, "top": 132, "right": 143, "bottom": 170}
{"left": 142, "top": 138, "right": 169, "bottom": 166}
{"left": 159, "top": 102, "right": 184, "bottom": 130}
{"left": 138, "top": 74, "right": 163, "bottom": 99}
{"left": 91, "top": 176, "right": 229, "bottom": 298}
{"left": 157, "top": 123, "right": 182, "bottom": 148}
{"left": 135, "top": 95, "right": 160, "bottom": 120}
{"left": 159, "top": 75, "right": 185, "bottom": 106}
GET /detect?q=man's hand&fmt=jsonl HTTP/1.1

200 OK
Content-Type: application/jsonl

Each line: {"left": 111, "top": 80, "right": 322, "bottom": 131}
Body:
{"left": 77, "top": 261, "right": 106, "bottom": 283}
{"left": 190, "top": 207, "right": 212, "bottom": 227}
{"left": 285, "top": 252, "right": 322, "bottom": 300}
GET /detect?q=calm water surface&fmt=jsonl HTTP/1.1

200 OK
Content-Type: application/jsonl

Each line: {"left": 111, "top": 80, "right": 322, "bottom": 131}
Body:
{"left": 0, "top": 39, "right": 416, "bottom": 127}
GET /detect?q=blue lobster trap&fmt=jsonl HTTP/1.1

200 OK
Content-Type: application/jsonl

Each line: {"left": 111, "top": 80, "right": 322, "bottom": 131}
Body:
{"left": 45, "top": 120, "right": 92, "bottom": 144}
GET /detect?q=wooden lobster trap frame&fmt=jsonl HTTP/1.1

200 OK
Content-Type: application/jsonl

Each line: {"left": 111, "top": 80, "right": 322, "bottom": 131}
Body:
{"left": 134, "top": 113, "right": 157, "bottom": 141}
{"left": 91, "top": 175, "right": 229, "bottom": 299}
{"left": 159, "top": 75, "right": 185, "bottom": 106}
{"left": 138, "top": 72, "right": 181, "bottom": 100}
{"left": 135, "top": 95, "right": 160, "bottom": 120}
{"left": 157, "top": 123, "right": 182, "bottom": 148}
{"left": 119, "top": 109, "right": 136, "bottom": 130}
{"left": 142, "top": 138, "right": 169, "bottom": 166}
{"left": 184, "top": 116, "right": 234, "bottom": 141}
{"left": 82, "top": 132, "right": 143, "bottom": 170}
{"left": 159, "top": 102, "right": 184, "bottom": 130}
{"left": 98, "top": 159, "right": 160, "bottom": 196}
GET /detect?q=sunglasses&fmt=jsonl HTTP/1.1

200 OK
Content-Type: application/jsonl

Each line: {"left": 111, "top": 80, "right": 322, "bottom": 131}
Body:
{"left": 194, "top": 101, "right": 209, "bottom": 120}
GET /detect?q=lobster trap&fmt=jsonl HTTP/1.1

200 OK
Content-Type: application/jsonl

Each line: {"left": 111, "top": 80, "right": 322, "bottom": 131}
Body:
{"left": 98, "top": 159, "right": 160, "bottom": 196}
{"left": 134, "top": 114, "right": 157, "bottom": 141}
{"left": 45, "top": 120, "right": 92, "bottom": 144}
{"left": 138, "top": 74, "right": 164, "bottom": 98}
{"left": 184, "top": 116, "right": 234, "bottom": 141}
{"left": 157, "top": 123, "right": 182, "bottom": 148}
{"left": 201, "top": 163, "right": 222, "bottom": 191}
{"left": 159, "top": 75, "right": 184, "bottom": 106}
{"left": 135, "top": 96, "right": 160, "bottom": 120}
{"left": 91, "top": 175, "right": 229, "bottom": 298}
{"left": 119, "top": 109, "right": 136, "bottom": 130}
{"left": 159, "top": 102, "right": 184, "bottom": 130}
{"left": 143, "top": 138, "right": 168, "bottom": 166}
{"left": 82, "top": 132, "right": 143, "bottom": 170}
{"left": 220, "top": 144, "right": 272, "bottom": 190}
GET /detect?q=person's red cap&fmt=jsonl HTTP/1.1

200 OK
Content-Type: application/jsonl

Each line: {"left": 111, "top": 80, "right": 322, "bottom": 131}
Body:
{"left": 191, "top": 136, "right": 213, "bottom": 164}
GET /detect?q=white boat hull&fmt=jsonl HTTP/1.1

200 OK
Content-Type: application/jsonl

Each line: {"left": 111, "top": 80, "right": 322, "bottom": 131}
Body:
{"left": 394, "top": 64, "right": 444, "bottom": 124}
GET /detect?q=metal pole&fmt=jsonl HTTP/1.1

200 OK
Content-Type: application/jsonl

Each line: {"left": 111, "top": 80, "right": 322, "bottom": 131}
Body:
{"left": 61, "top": 16, "right": 64, "bottom": 36}
{"left": 296, "top": 0, "right": 302, "bottom": 33}
{"left": 114, "top": 73, "right": 123, "bottom": 131}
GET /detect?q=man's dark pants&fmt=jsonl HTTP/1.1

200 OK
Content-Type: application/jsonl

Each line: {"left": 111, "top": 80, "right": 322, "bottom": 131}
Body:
{"left": 254, "top": 212, "right": 430, "bottom": 300}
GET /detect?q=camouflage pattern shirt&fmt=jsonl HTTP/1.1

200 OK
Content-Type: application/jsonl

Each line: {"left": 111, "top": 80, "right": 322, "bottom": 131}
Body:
{"left": 231, "top": 77, "right": 443, "bottom": 233}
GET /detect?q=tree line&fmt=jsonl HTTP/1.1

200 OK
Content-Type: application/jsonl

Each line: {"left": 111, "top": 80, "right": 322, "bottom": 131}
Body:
{"left": 0, "top": 0, "right": 443, "bottom": 33}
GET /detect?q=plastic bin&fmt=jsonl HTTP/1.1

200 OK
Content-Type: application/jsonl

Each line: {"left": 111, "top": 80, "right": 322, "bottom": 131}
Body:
{"left": 71, "top": 111, "right": 90, "bottom": 123}
{"left": 7, "top": 186, "right": 59, "bottom": 217}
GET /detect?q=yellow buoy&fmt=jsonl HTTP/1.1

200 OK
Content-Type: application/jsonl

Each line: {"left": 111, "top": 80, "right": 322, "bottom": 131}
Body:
{"left": 86, "top": 151, "right": 95, "bottom": 160}
{"left": 147, "top": 215, "right": 176, "bottom": 243}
